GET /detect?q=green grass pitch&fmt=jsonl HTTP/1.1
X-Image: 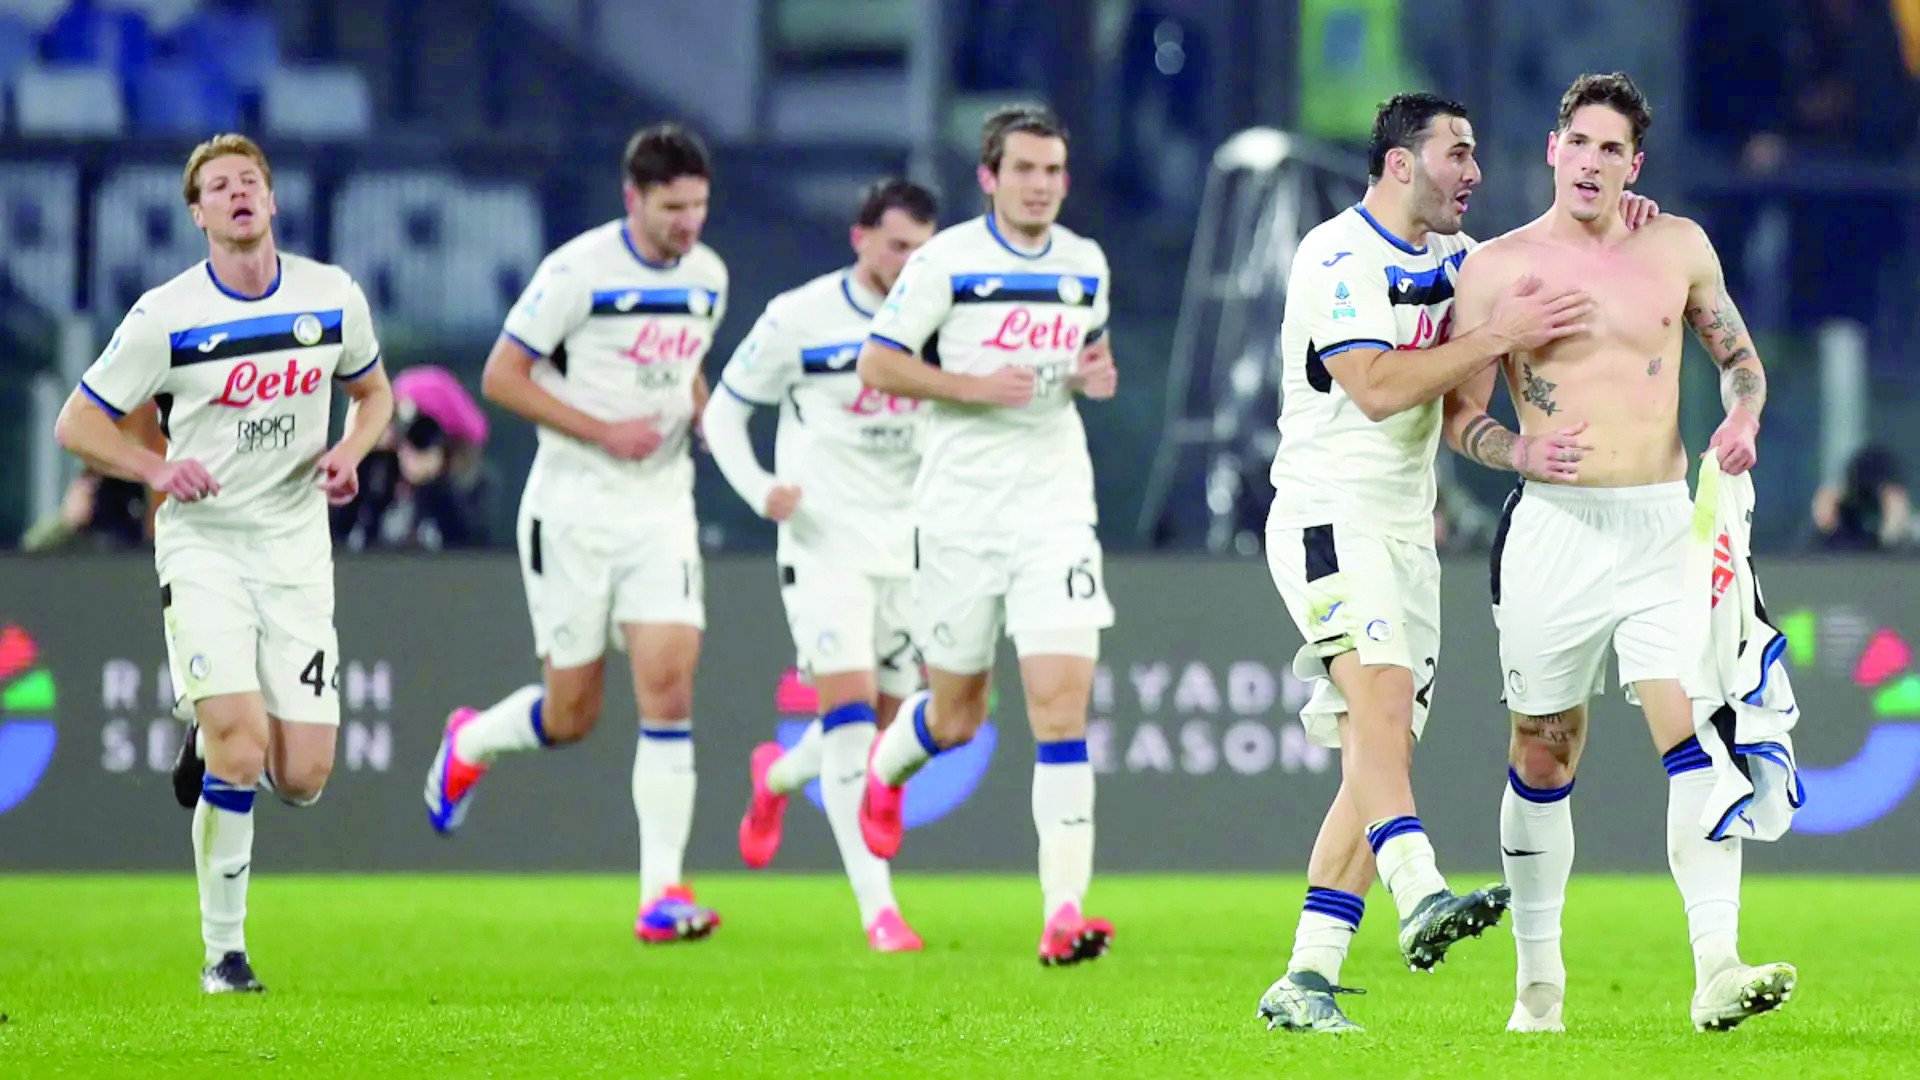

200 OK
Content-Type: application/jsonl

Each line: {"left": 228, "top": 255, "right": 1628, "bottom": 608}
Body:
{"left": 1, "top": 873, "right": 1915, "bottom": 1077}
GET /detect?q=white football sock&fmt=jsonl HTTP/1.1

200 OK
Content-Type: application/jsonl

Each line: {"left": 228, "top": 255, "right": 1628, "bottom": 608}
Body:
{"left": 634, "top": 719, "right": 696, "bottom": 907}
{"left": 767, "top": 719, "right": 823, "bottom": 796}
{"left": 454, "top": 684, "right": 546, "bottom": 764}
{"left": 193, "top": 775, "right": 255, "bottom": 965}
{"left": 1367, "top": 816, "right": 1449, "bottom": 920}
{"left": 871, "top": 690, "right": 939, "bottom": 786}
{"left": 1033, "top": 740, "right": 1095, "bottom": 918}
{"left": 1665, "top": 746, "right": 1742, "bottom": 987}
{"left": 1502, "top": 768, "right": 1575, "bottom": 993}
{"left": 1290, "top": 887, "right": 1364, "bottom": 983}
{"left": 819, "top": 703, "right": 895, "bottom": 926}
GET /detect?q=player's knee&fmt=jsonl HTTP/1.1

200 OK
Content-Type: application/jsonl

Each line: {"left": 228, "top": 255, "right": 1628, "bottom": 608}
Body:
{"left": 1510, "top": 738, "right": 1574, "bottom": 789}
{"left": 541, "top": 693, "right": 601, "bottom": 744}
{"left": 1509, "top": 710, "right": 1581, "bottom": 785}
{"left": 1348, "top": 694, "right": 1415, "bottom": 739}
{"left": 636, "top": 678, "right": 693, "bottom": 722}
{"left": 928, "top": 693, "right": 987, "bottom": 745}
{"left": 200, "top": 726, "right": 268, "bottom": 786}
{"left": 274, "top": 758, "right": 332, "bottom": 806}
{"left": 1334, "top": 661, "right": 1415, "bottom": 732}
{"left": 1028, "top": 712, "right": 1085, "bottom": 743}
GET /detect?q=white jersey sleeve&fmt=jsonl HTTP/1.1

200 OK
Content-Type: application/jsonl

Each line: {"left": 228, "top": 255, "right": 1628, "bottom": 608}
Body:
{"left": 79, "top": 304, "right": 169, "bottom": 417}
{"left": 1295, "top": 243, "right": 1398, "bottom": 360}
{"left": 501, "top": 254, "right": 591, "bottom": 357}
{"left": 719, "top": 302, "right": 801, "bottom": 406}
{"left": 868, "top": 250, "right": 952, "bottom": 356}
{"left": 336, "top": 279, "right": 382, "bottom": 380}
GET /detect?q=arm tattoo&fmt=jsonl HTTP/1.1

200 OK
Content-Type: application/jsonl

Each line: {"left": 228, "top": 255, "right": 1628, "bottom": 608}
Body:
{"left": 1461, "top": 413, "right": 1519, "bottom": 471}
{"left": 1722, "top": 363, "right": 1766, "bottom": 416}
{"left": 1685, "top": 285, "right": 1755, "bottom": 369}
{"left": 1520, "top": 363, "right": 1559, "bottom": 416}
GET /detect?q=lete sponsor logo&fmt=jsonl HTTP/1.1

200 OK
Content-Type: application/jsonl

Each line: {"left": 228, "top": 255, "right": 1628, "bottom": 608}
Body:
{"left": 0, "top": 623, "right": 57, "bottom": 816}
{"left": 210, "top": 359, "right": 324, "bottom": 407}
{"left": 621, "top": 321, "right": 705, "bottom": 367}
{"left": 981, "top": 308, "right": 1084, "bottom": 353}
{"left": 771, "top": 669, "right": 995, "bottom": 829}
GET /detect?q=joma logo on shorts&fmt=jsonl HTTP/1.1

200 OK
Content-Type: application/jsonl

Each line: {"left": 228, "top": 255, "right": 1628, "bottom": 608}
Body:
{"left": 235, "top": 414, "right": 297, "bottom": 453}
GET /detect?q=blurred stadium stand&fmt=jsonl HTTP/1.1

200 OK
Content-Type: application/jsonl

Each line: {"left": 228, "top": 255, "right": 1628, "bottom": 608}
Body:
{"left": 0, "top": 0, "right": 1915, "bottom": 556}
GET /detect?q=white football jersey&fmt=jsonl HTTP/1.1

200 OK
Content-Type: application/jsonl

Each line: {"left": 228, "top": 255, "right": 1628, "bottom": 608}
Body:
{"left": 78, "top": 254, "right": 381, "bottom": 578}
{"left": 1268, "top": 205, "right": 1475, "bottom": 545}
{"left": 503, "top": 220, "right": 728, "bottom": 529}
{"left": 865, "top": 214, "right": 1109, "bottom": 536}
{"left": 718, "top": 267, "right": 923, "bottom": 575}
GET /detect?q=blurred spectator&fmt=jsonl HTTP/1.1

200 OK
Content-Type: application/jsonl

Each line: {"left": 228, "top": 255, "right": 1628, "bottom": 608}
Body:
{"left": 20, "top": 401, "right": 162, "bottom": 552}
{"left": 1108, "top": 6, "right": 1210, "bottom": 223}
{"left": 1810, "top": 444, "right": 1912, "bottom": 550}
{"left": 1690, "top": 0, "right": 1920, "bottom": 330}
{"left": 332, "top": 366, "right": 494, "bottom": 550}
{"left": 21, "top": 471, "right": 152, "bottom": 552}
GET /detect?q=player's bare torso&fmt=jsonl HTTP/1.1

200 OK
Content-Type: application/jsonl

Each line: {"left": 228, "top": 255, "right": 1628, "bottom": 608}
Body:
{"left": 1477, "top": 216, "right": 1698, "bottom": 487}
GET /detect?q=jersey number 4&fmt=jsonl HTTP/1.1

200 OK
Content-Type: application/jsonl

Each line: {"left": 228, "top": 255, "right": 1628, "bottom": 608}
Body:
{"left": 299, "top": 650, "right": 340, "bottom": 698}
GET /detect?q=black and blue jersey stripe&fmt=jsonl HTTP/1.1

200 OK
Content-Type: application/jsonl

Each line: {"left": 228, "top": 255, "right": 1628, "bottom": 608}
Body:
{"left": 167, "top": 309, "right": 344, "bottom": 367}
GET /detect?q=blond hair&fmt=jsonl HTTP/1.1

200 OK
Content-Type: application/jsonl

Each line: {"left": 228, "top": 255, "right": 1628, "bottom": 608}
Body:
{"left": 182, "top": 133, "right": 272, "bottom": 205}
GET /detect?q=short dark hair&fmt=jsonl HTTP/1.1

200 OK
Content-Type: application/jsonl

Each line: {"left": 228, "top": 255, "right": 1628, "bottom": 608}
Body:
{"left": 623, "top": 122, "right": 711, "bottom": 191}
{"left": 854, "top": 178, "right": 938, "bottom": 228}
{"left": 1368, "top": 93, "right": 1470, "bottom": 181}
{"left": 1557, "top": 72, "right": 1652, "bottom": 149}
{"left": 980, "top": 104, "right": 1068, "bottom": 173}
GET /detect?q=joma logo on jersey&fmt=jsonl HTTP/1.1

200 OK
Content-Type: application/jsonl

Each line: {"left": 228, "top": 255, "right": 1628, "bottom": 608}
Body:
{"left": 235, "top": 414, "right": 297, "bottom": 453}
{"left": 981, "top": 308, "right": 1083, "bottom": 353}
{"left": 210, "top": 359, "right": 324, "bottom": 408}
{"left": 621, "top": 321, "right": 704, "bottom": 366}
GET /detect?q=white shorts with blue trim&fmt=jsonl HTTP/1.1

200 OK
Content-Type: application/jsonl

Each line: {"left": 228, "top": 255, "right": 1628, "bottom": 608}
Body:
{"left": 911, "top": 524, "right": 1113, "bottom": 674}
{"left": 517, "top": 503, "right": 705, "bottom": 670}
{"left": 1267, "top": 523, "right": 1441, "bottom": 750}
{"left": 158, "top": 539, "right": 340, "bottom": 727}
{"left": 1491, "top": 480, "right": 1703, "bottom": 715}
{"left": 779, "top": 550, "right": 922, "bottom": 700}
